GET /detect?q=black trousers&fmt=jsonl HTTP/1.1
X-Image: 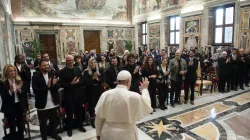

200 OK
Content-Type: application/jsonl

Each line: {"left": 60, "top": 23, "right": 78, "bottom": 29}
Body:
{"left": 219, "top": 74, "right": 228, "bottom": 91}
{"left": 239, "top": 71, "right": 245, "bottom": 88}
{"left": 148, "top": 82, "right": 157, "bottom": 109}
{"left": 184, "top": 79, "right": 195, "bottom": 101}
{"left": 158, "top": 83, "right": 168, "bottom": 107}
{"left": 37, "top": 107, "right": 57, "bottom": 139}
{"left": 230, "top": 70, "right": 239, "bottom": 90}
{"left": 87, "top": 86, "right": 102, "bottom": 118}
{"left": 170, "top": 80, "right": 182, "bottom": 105}
{"left": 245, "top": 68, "right": 249, "bottom": 85}
{"left": 5, "top": 103, "right": 24, "bottom": 140}
{"left": 65, "top": 101, "right": 83, "bottom": 131}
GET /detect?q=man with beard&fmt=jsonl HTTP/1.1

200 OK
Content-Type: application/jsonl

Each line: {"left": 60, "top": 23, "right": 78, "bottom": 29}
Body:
{"left": 59, "top": 55, "right": 86, "bottom": 137}
{"left": 14, "top": 55, "right": 32, "bottom": 98}
{"left": 32, "top": 59, "right": 62, "bottom": 140}
{"left": 42, "top": 53, "right": 59, "bottom": 72}
{"left": 169, "top": 50, "right": 187, "bottom": 107}
{"left": 123, "top": 53, "right": 140, "bottom": 93}
{"left": 218, "top": 51, "right": 230, "bottom": 93}
{"left": 105, "top": 57, "right": 121, "bottom": 89}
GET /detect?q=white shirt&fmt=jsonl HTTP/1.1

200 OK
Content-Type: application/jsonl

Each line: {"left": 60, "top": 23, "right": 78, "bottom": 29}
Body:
{"left": 16, "top": 64, "right": 21, "bottom": 72}
{"left": 8, "top": 79, "right": 19, "bottom": 103}
{"left": 37, "top": 73, "right": 58, "bottom": 110}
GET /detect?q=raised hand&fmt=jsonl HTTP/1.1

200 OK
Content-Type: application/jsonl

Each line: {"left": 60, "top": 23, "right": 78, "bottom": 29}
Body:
{"left": 71, "top": 77, "right": 78, "bottom": 85}
{"left": 52, "top": 76, "right": 57, "bottom": 85}
{"left": 16, "top": 81, "right": 23, "bottom": 93}
{"left": 47, "top": 78, "right": 52, "bottom": 88}
{"left": 9, "top": 82, "right": 14, "bottom": 93}
{"left": 140, "top": 77, "right": 149, "bottom": 89}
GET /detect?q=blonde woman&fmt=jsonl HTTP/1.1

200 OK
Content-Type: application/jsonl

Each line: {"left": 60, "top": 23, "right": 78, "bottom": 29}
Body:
{"left": 83, "top": 57, "right": 104, "bottom": 128}
{"left": 0, "top": 64, "right": 26, "bottom": 140}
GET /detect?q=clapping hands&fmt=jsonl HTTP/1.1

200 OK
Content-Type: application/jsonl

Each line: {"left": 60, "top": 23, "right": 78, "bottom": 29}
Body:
{"left": 71, "top": 77, "right": 80, "bottom": 85}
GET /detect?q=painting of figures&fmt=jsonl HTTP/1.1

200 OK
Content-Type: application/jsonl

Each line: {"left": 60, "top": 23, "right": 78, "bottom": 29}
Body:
{"left": 21, "top": 0, "right": 127, "bottom": 20}
{"left": 134, "top": 0, "right": 161, "bottom": 15}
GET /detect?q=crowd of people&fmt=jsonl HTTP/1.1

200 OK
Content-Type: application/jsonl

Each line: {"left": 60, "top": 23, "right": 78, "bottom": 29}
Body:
{"left": 1, "top": 46, "right": 250, "bottom": 140}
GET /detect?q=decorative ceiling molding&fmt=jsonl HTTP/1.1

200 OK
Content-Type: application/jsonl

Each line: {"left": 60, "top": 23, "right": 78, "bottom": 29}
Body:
{"left": 204, "top": 0, "right": 237, "bottom": 8}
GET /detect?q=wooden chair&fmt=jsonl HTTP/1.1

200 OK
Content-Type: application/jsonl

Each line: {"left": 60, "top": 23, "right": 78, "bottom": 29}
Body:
{"left": 195, "top": 62, "right": 213, "bottom": 95}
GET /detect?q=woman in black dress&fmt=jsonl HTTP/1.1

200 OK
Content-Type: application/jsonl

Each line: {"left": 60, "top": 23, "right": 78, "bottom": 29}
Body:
{"left": 140, "top": 56, "right": 158, "bottom": 113}
{"left": 83, "top": 57, "right": 104, "bottom": 128}
{"left": 0, "top": 64, "right": 27, "bottom": 140}
{"left": 156, "top": 57, "right": 169, "bottom": 110}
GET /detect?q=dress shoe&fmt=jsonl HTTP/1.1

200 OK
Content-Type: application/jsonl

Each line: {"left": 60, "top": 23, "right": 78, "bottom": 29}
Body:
{"left": 241, "top": 88, "right": 245, "bottom": 90}
{"left": 153, "top": 109, "right": 156, "bottom": 112}
{"left": 190, "top": 101, "right": 194, "bottom": 105}
{"left": 177, "top": 101, "right": 182, "bottom": 105}
{"left": 245, "top": 84, "right": 249, "bottom": 87}
{"left": 90, "top": 119, "right": 95, "bottom": 128}
{"left": 160, "top": 106, "right": 165, "bottom": 110}
{"left": 78, "top": 126, "right": 86, "bottom": 132}
{"left": 42, "top": 138, "right": 47, "bottom": 140}
{"left": 184, "top": 100, "right": 188, "bottom": 104}
{"left": 233, "top": 89, "right": 238, "bottom": 91}
{"left": 51, "top": 134, "right": 62, "bottom": 140}
{"left": 171, "top": 104, "right": 175, "bottom": 108}
{"left": 67, "top": 130, "right": 72, "bottom": 137}
{"left": 164, "top": 106, "right": 168, "bottom": 109}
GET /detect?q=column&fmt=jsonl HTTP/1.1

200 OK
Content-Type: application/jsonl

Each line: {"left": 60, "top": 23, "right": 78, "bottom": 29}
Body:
{"left": 6, "top": 14, "right": 14, "bottom": 64}
{"left": 134, "top": 24, "right": 139, "bottom": 53}
{"left": 234, "top": 1, "right": 240, "bottom": 48}
{"left": 202, "top": 6, "right": 209, "bottom": 47}
{"left": 179, "top": 16, "right": 183, "bottom": 50}
{"left": 0, "top": 19, "right": 6, "bottom": 70}
{"left": 160, "top": 17, "right": 165, "bottom": 50}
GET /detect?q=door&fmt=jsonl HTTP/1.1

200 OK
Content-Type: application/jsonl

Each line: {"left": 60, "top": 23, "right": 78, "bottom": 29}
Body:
{"left": 39, "top": 34, "right": 57, "bottom": 64}
{"left": 84, "top": 31, "right": 101, "bottom": 54}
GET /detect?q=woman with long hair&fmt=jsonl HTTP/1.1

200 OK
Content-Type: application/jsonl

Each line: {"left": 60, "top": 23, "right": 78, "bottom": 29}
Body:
{"left": 83, "top": 58, "right": 104, "bottom": 128}
{"left": 140, "top": 56, "right": 158, "bottom": 113}
{"left": 0, "top": 64, "right": 27, "bottom": 140}
{"left": 156, "top": 57, "right": 169, "bottom": 110}
{"left": 98, "top": 55, "right": 110, "bottom": 72}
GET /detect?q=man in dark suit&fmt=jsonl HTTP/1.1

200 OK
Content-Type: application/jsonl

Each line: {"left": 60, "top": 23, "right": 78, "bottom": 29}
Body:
{"left": 59, "top": 55, "right": 86, "bottom": 137}
{"left": 32, "top": 59, "right": 62, "bottom": 140}
{"left": 156, "top": 49, "right": 167, "bottom": 66}
{"left": 14, "top": 55, "right": 33, "bottom": 98}
{"left": 238, "top": 49, "right": 247, "bottom": 90}
{"left": 105, "top": 57, "right": 121, "bottom": 89}
{"left": 42, "top": 53, "right": 59, "bottom": 72}
{"left": 229, "top": 48, "right": 239, "bottom": 91}
{"left": 184, "top": 50, "right": 198, "bottom": 105}
{"left": 34, "top": 54, "right": 41, "bottom": 71}
{"left": 218, "top": 51, "right": 230, "bottom": 93}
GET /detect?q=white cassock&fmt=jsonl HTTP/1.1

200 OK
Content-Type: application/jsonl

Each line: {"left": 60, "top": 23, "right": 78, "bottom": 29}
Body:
{"left": 95, "top": 85, "right": 153, "bottom": 140}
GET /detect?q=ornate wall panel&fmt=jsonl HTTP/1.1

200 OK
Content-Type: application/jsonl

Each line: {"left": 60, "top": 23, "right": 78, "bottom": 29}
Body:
{"left": 182, "top": 15, "right": 202, "bottom": 50}
{"left": 149, "top": 22, "right": 160, "bottom": 49}
{"left": 239, "top": 7, "right": 250, "bottom": 50}
{"left": 106, "top": 27, "right": 134, "bottom": 56}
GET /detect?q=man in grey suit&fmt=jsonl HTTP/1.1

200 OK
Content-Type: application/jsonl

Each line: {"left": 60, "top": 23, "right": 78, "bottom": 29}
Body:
{"left": 169, "top": 50, "right": 187, "bottom": 107}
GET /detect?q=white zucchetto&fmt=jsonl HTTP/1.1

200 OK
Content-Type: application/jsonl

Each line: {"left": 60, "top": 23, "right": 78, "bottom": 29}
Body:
{"left": 117, "top": 70, "right": 131, "bottom": 80}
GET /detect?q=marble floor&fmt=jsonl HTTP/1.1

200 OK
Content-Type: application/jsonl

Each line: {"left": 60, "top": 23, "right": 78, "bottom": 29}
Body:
{"left": 1, "top": 87, "right": 250, "bottom": 140}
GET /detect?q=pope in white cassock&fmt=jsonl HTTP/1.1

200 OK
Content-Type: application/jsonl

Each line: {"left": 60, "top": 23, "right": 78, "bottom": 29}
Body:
{"left": 95, "top": 70, "right": 153, "bottom": 140}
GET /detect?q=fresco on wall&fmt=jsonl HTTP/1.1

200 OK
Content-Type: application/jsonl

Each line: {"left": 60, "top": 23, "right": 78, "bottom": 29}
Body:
{"left": 21, "top": 0, "right": 127, "bottom": 20}
{"left": 134, "top": 0, "right": 161, "bottom": 15}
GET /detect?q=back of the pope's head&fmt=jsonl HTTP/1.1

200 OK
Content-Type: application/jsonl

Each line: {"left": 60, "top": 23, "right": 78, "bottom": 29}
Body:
{"left": 117, "top": 70, "right": 132, "bottom": 89}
